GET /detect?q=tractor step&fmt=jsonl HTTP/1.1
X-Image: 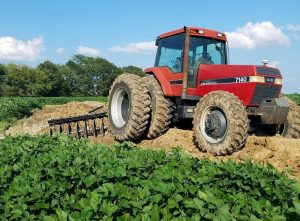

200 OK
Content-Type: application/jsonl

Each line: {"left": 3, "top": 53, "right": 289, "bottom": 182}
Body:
{"left": 48, "top": 111, "right": 108, "bottom": 138}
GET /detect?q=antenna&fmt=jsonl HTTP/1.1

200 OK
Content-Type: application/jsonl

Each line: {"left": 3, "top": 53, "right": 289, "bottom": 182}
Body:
{"left": 262, "top": 60, "right": 269, "bottom": 66}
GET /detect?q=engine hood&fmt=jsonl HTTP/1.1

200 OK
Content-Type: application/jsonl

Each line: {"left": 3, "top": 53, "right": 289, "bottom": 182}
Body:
{"left": 195, "top": 64, "right": 282, "bottom": 106}
{"left": 198, "top": 64, "right": 282, "bottom": 81}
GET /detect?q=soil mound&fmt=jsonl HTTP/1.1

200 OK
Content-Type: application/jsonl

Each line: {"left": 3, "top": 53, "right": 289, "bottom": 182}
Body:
{"left": 5, "top": 101, "right": 105, "bottom": 136}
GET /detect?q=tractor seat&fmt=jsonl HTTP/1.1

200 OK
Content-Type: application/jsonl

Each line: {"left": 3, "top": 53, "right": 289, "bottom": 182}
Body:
{"left": 173, "top": 57, "right": 182, "bottom": 72}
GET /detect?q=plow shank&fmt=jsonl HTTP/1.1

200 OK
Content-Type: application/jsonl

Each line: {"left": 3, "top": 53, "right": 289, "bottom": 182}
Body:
{"left": 48, "top": 112, "right": 107, "bottom": 138}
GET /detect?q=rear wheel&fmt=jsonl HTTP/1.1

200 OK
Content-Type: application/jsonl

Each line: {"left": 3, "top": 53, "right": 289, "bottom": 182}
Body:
{"left": 143, "top": 76, "right": 173, "bottom": 139}
{"left": 108, "top": 74, "right": 151, "bottom": 141}
{"left": 193, "top": 91, "right": 249, "bottom": 155}
{"left": 280, "top": 98, "right": 300, "bottom": 138}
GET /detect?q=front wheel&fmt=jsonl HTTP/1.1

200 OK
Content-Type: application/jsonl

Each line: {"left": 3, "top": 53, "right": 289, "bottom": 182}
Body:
{"left": 193, "top": 91, "right": 249, "bottom": 156}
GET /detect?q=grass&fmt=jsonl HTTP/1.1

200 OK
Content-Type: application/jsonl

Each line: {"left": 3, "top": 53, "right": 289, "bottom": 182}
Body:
{"left": 0, "top": 121, "right": 9, "bottom": 133}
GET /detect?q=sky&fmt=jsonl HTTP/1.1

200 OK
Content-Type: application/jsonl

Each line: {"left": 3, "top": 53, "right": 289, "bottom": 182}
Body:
{"left": 0, "top": 0, "right": 299, "bottom": 93}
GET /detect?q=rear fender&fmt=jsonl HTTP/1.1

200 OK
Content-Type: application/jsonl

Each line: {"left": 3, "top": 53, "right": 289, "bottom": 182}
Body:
{"left": 145, "top": 67, "right": 173, "bottom": 96}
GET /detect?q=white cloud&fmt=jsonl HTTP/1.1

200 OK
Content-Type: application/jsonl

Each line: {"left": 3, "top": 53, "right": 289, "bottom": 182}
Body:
{"left": 286, "top": 24, "right": 300, "bottom": 32}
{"left": 108, "top": 41, "right": 157, "bottom": 54}
{"left": 0, "top": 36, "right": 44, "bottom": 61}
{"left": 77, "top": 45, "right": 100, "bottom": 57}
{"left": 56, "top": 48, "right": 65, "bottom": 54}
{"left": 225, "top": 21, "right": 290, "bottom": 49}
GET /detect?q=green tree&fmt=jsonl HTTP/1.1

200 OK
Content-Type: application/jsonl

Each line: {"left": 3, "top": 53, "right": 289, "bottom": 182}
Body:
{"left": 66, "top": 55, "right": 122, "bottom": 96}
{"left": 0, "top": 64, "right": 7, "bottom": 96}
{"left": 37, "top": 61, "right": 65, "bottom": 96}
{"left": 2, "top": 64, "right": 51, "bottom": 96}
{"left": 57, "top": 64, "right": 77, "bottom": 96}
{"left": 122, "top": 65, "right": 145, "bottom": 77}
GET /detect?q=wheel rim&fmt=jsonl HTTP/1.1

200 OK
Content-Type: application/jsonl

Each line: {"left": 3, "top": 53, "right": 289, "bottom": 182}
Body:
{"left": 111, "top": 88, "right": 130, "bottom": 128}
{"left": 200, "top": 106, "right": 227, "bottom": 144}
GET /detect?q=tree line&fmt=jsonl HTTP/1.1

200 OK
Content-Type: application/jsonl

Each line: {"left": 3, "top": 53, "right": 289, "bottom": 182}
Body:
{"left": 0, "top": 55, "right": 145, "bottom": 97}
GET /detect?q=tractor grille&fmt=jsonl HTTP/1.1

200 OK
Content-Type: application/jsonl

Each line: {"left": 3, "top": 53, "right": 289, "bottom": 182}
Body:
{"left": 251, "top": 84, "right": 281, "bottom": 105}
{"left": 256, "top": 67, "right": 281, "bottom": 76}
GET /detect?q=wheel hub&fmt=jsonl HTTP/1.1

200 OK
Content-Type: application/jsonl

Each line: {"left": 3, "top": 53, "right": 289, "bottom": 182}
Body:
{"left": 200, "top": 107, "right": 227, "bottom": 144}
{"left": 205, "top": 110, "right": 227, "bottom": 138}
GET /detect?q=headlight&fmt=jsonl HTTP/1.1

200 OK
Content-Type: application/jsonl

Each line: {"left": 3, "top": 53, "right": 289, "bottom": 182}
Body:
{"left": 274, "top": 78, "right": 282, "bottom": 85}
{"left": 249, "top": 76, "right": 265, "bottom": 83}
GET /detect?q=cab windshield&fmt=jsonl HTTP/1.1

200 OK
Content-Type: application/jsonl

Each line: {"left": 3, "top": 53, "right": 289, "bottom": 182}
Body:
{"left": 189, "top": 36, "right": 227, "bottom": 65}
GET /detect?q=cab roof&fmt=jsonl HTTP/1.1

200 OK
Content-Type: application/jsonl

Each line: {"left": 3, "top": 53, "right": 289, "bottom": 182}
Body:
{"left": 158, "top": 26, "right": 227, "bottom": 41}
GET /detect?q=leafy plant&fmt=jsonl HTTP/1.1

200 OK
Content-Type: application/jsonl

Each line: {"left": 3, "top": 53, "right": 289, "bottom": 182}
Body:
{"left": 0, "top": 136, "right": 299, "bottom": 220}
{"left": 287, "top": 93, "right": 300, "bottom": 105}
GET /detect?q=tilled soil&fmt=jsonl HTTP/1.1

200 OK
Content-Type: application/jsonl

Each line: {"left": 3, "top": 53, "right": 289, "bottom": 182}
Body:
{"left": 4, "top": 102, "right": 300, "bottom": 182}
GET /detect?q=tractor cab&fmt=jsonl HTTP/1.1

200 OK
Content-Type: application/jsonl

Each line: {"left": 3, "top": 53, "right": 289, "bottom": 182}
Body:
{"left": 146, "top": 27, "right": 230, "bottom": 99}
{"left": 154, "top": 28, "right": 228, "bottom": 88}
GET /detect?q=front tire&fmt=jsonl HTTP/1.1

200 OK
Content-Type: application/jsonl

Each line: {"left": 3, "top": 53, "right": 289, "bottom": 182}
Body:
{"left": 193, "top": 91, "right": 249, "bottom": 156}
{"left": 108, "top": 74, "right": 151, "bottom": 141}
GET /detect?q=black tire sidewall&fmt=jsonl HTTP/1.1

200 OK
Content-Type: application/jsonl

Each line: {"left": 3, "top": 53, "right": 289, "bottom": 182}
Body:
{"left": 147, "top": 82, "right": 157, "bottom": 124}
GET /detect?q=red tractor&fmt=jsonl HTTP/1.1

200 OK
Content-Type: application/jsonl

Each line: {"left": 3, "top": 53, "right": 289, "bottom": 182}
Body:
{"left": 108, "top": 26, "right": 300, "bottom": 155}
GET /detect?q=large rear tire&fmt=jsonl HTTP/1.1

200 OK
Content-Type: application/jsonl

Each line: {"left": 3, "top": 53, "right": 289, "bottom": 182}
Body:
{"left": 108, "top": 74, "right": 151, "bottom": 141}
{"left": 143, "top": 76, "right": 173, "bottom": 139}
{"left": 193, "top": 91, "right": 249, "bottom": 156}
{"left": 281, "top": 98, "right": 300, "bottom": 138}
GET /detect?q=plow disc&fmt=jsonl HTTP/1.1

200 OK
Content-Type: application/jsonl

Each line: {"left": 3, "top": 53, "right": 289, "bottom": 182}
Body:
{"left": 48, "top": 107, "right": 108, "bottom": 138}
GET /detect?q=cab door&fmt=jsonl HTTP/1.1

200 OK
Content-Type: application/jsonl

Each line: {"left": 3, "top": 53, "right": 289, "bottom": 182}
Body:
{"left": 186, "top": 39, "right": 203, "bottom": 96}
{"left": 186, "top": 36, "right": 227, "bottom": 97}
{"left": 154, "top": 34, "right": 185, "bottom": 96}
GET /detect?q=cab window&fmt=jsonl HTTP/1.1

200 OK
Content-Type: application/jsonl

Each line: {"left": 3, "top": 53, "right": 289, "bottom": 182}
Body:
{"left": 187, "top": 37, "right": 227, "bottom": 87}
{"left": 154, "top": 34, "right": 185, "bottom": 73}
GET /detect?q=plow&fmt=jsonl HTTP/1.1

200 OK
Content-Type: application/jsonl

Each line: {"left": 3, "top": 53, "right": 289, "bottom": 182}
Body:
{"left": 48, "top": 107, "right": 108, "bottom": 138}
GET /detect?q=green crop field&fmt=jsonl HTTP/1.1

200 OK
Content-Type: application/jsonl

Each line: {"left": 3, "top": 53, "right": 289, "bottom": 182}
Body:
{"left": 0, "top": 135, "right": 299, "bottom": 220}
{"left": 0, "top": 97, "right": 107, "bottom": 132}
{"left": 287, "top": 93, "right": 300, "bottom": 106}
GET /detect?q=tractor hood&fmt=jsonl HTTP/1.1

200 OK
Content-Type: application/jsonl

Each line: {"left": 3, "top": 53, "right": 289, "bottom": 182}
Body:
{"left": 198, "top": 64, "right": 282, "bottom": 84}
{"left": 195, "top": 64, "right": 282, "bottom": 106}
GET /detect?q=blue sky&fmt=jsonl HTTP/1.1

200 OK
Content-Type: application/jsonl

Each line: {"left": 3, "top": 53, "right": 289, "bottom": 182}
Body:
{"left": 0, "top": 0, "right": 299, "bottom": 93}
